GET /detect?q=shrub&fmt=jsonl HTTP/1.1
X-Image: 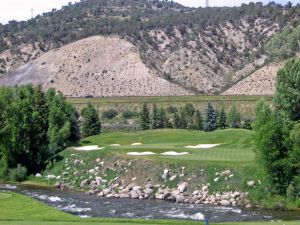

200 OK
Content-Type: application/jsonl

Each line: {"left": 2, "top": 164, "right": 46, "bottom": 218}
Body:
{"left": 122, "top": 110, "right": 135, "bottom": 119}
{"left": 0, "top": 159, "right": 8, "bottom": 179}
{"left": 9, "top": 164, "right": 27, "bottom": 182}
{"left": 102, "top": 109, "right": 118, "bottom": 119}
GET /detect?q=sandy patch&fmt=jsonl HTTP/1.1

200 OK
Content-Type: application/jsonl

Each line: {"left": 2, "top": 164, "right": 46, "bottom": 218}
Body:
{"left": 185, "top": 144, "right": 220, "bottom": 149}
{"left": 126, "top": 152, "right": 156, "bottom": 156}
{"left": 131, "top": 143, "right": 142, "bottom": 146}
{"left": 73, "top": 145, "right": 102, "bottom": 151}
{"left": 109, "top": 144, "right": 121, "bottom": 147}
{"left": 161, "top": 151, "right": 189, "bottom": 156}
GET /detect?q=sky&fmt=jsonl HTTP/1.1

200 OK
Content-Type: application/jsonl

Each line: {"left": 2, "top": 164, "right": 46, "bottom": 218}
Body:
{"left": 0, "top": 0, "right": 300, "bottom": 24}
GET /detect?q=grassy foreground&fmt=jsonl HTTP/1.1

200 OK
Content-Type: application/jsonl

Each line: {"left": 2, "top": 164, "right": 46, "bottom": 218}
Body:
{"left": 0, "top": 192, "right": 298, "bottom": 225}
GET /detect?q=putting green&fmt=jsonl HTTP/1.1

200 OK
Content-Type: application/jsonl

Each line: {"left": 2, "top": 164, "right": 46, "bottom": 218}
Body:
{"left": 78, "top": 129, "right": 255, "bottom": 163}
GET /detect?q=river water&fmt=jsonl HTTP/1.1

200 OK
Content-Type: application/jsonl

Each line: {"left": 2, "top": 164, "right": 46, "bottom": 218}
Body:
{"left": 1, "top": 184, "right": 299, "bottom": 222}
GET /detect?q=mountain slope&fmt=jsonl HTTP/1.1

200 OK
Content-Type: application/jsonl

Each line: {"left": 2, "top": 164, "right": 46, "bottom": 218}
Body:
{"left": 0, "top": 0, "right": 300, "bottom": 96}
{"left": 0, "top": 36, "right": 191, "bottom": 97}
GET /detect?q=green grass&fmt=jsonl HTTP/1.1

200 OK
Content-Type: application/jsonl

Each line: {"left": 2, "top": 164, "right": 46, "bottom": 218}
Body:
{"left": 80, "top": 129, "right": 255, "bottom": 164}
{"left": 1, "top": 191, "right": 299, "bottom": 225}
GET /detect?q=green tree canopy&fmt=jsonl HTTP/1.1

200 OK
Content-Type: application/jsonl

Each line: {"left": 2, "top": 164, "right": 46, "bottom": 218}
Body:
{"left": 81, "top": 103, "right": 101, "bottom": 138}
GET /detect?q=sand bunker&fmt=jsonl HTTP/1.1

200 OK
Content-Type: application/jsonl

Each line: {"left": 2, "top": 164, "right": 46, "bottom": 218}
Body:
{"left": 73, "top": 145, "right": 102, "bottom": 151}
{"left": 131, "top": 143, "right": 142, "bottom": 146}
{"left": 126, "top": 152, "right": 156, "bottom": 156}
{"left": 185, "top": 144, "right": 220, "bottom": 149}
{"left": 161, "top": 151, "right": 189, "bottom": 156}
{"left": 109, "top": 144, "right": 121, "bottom": 147}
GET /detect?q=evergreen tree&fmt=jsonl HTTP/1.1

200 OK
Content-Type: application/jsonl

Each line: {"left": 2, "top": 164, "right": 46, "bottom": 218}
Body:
{"left": 228, "top": 105, "right": 241, "bottom": 128}
{"left": 204, "top": 103, "right": 217, "bottom": 132}
{"left": 152, "top": 104, "right": 160, "bottom": 129}
{"left": 81, "top": 103, "right": 101, "bottom": 138}
{"left": 218, "top": 108, "right": 227, "bottom": 129}
{"left": 173, "top": 111, "right": 181, "bottom": 129}
{"left": 194, "top": 110, "right": 204, "bottom": 130}
{"left": 140, "top": 103, "right": 150, "bottom": 130}
{"left": 179, "top": 108, "right": 188, "bottom": 129}
{"left": 159, "top": 107, "right": 168, "bottom": 128}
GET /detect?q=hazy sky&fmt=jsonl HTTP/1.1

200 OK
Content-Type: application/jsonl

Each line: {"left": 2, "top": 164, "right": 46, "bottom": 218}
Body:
{"left": 1, "top": 0, "right": 300, "bottom": 24}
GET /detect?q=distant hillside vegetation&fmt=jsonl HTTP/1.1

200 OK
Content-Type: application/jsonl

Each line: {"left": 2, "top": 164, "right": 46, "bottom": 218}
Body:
{"left": 0, "top": 0, "right": 300, "bottom": 96}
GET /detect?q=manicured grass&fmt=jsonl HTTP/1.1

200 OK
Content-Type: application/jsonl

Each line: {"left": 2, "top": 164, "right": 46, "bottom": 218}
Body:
{"left": 79, "top": 129, "right": 256, "bottom": 164}
{"left": 1, "top": 192, "right": 298, "bottom": 225}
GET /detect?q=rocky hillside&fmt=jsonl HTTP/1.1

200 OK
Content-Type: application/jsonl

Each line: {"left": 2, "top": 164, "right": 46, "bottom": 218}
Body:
{"left": 0, "top": 36, "right": 191, "bottom": 97}
{"left": 0, "top": 0, "right": 300, "bottom": 96}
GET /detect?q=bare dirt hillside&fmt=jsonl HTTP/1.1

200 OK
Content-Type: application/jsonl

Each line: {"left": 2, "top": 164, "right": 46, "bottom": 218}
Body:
{"left": 222, "top": 63, "right": 283, "bottom": 96}
{"left": 0, "top": 36, "right": 192, "bottom": 97}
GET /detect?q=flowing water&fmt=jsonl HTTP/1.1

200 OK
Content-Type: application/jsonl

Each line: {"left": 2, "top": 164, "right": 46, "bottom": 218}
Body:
{"left": 1, "top": 184, "right": 300, "bottom": 222}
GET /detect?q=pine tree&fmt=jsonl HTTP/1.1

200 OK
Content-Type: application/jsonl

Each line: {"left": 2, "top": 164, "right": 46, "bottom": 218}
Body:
{"left": 205, "top": 103, "right": 217, "bottom": 132}
{"left": 81, "top": 103, "right": 101, "bottom": 137}
{"left": 159, "top": 107, "right": 168, "bottom": 128}
{"left": 152, "top": 104, "right": 160, "bottom": 129}
{"left": 228, "top": 105, "right": 241, "bottom": 128}
{"left": 140, "top": 103, "right": 150, "bottom": 130}
{"left": 218, "top": 108, "right": 227, "bottom": 129}
{"left": 173, "top": 111, "right": 181, "bottom": 129}
{"left": 194, "top": 110, "right": 204, "bottom": 130}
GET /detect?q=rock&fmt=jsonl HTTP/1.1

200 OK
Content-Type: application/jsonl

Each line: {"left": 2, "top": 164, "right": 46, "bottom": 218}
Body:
{"left": 229, "top": 174, "right": 234, "bottom": 178}
{"left": 187, "top": 197, "right": 197, "bottom": 204}
{"left": 144, "top": 188, "right": 153, "bottom": 195}
{"left": 130, "top": 191, "right": 139, "bottom": 199}
{"left": 220, "top": 200, "right": 231, "bottom": 206}
{"left": 120, "top": 193, "right": 130, "bottom": 198}
{"left": 192, "top": 190, "right": 199, "bottom": 195}
{"left": 155, "top": 193, "right": 164, "bottom": 200}
{"left": 103, "top": 188, "right": 111, "bottom": 195}
{"left": 214, "top": 177, "right": 220, "bottom": 182}
{"left": 245, "top": 203, "right": 252, "bottom": 208}
{"left": 106, "top": 194, "right": 114, "bottom": 198}
{"left": 131, "top": 177, "right": 136, "bottom": 181}
{"left": 247, "top": 181, "right": 255, "bottom": 187}
{"left": 132, "top": 186, "right": 141, "bottom": 192}
{"left": 169, "top": 175, "right": 177, "bottom": 181}
{"left": 175, "top": 195, "right": 185, "bottom": 203}
{"left": 80, "top": 179, "right": 89, "bottom": 188}
{"left": 221, "top": 170, "right": 231, "bottom": 177}
{"left": 35, "top": 173, "right": 42, "bottom": 177}
{"left": 46, "top": 174, "right": 56, "bottom": 179}
{"left": 97, "top": 192, "right": 104, "bottom": 197}
{"left": 54, "top": 182, "right": 61, "bottom": 188}
{"left": 96, "top": 158, "right": 101, "bottom": 163}
{"left": 177, "top": 182, "right": 188, "bottom": 193}
{"left": 202, "top": 185, "right": 209, "bottom": 192}
{"left": 161, "top": 169, "right": 169, "bottom": 180}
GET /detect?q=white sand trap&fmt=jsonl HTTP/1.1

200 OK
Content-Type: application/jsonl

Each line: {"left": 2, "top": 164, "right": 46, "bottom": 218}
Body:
{"left": 127, "top": 152, "right": 156, "bottom": 156}
{"left": 185, "top": 144, "right": 220, "bottom": 149}
{"left": 131, "top": 143, "right": 142, "bottom": 146}
{"left": 109, "top": 144, "right": 121, "bottom": 147}
{"left": 73, "top": 145, "right": 102, "bottom": 151}
{"left": 161, "top": 151, "right": 189, "bottom": 156}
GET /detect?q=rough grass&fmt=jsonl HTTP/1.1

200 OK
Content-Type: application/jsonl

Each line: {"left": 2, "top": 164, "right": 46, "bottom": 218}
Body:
{"left": 0, "top": 192, "right": 299, "bottom": 225}
{"left": 67, "top": 95, "right": 273, "bottom": 118}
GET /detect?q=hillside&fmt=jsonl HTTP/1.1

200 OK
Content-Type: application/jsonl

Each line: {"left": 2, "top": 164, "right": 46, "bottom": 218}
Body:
{"left": 223, "top": 63, "right": 283, "bottom": 95}
{"left": 0, "top": 36, "right": 191, "bottom": 97}
{"left": 0, "top": 0, "right": 300, "bottom": 96}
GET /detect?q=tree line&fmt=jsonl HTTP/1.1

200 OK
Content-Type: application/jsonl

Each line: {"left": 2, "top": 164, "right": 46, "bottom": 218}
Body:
{"left": 254, "top": 58, "right": 300, "bottom": 202}
{"left": 140, "top": 102, "right": 251, "bottom": 132}
{"left": 0, "top": 86, "right": 101, "bottom": 181}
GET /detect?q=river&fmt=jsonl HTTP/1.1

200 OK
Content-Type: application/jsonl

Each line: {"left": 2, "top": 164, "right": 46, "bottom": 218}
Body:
{"left": 1, "top": 184, "right": 299, "bottom": 222}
